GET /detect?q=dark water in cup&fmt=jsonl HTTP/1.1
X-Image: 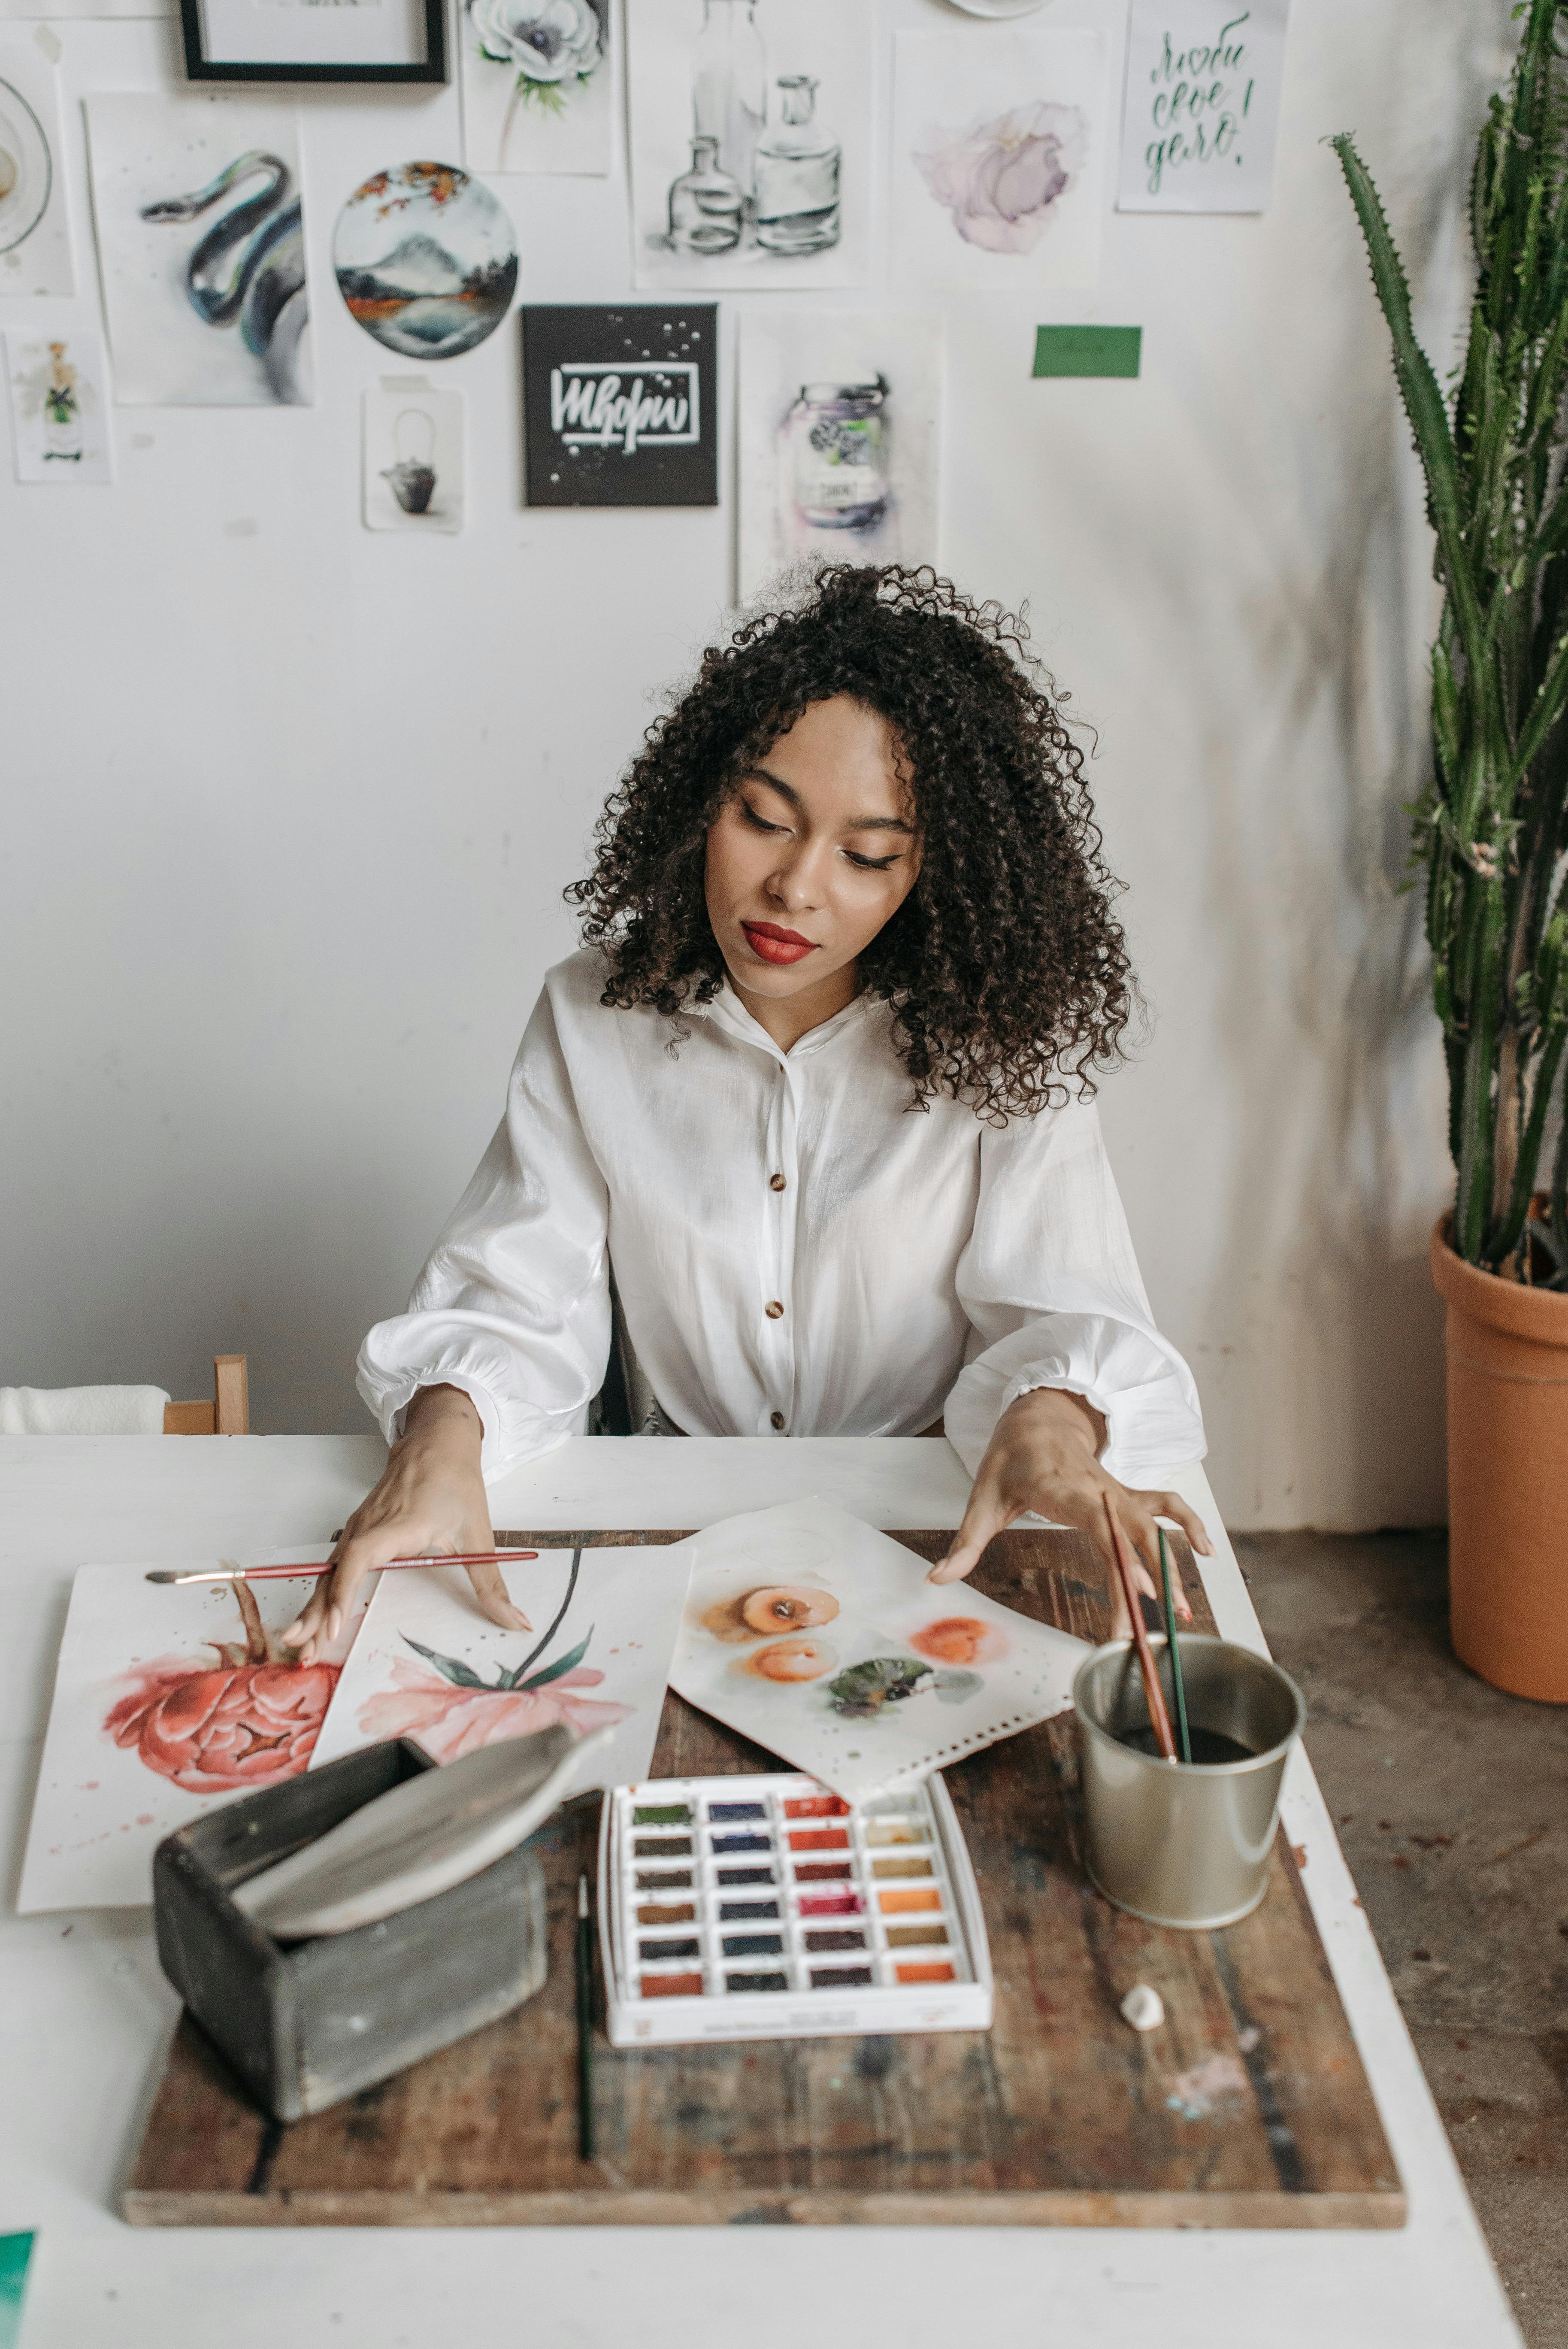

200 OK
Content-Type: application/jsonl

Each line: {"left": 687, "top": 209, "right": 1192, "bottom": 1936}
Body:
{"left": 1118, "top": 1725, "right": 1257, "bottom": 1765}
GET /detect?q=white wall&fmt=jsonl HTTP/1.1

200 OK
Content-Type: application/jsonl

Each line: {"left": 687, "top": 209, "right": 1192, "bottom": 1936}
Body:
{"left": 0, "top": 0, "right": 1513, "bottom": 1526}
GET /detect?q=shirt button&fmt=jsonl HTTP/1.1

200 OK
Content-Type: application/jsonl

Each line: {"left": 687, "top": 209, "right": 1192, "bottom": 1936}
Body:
{"left": 770, "top": 1410, "right": 786, "bottom": 1431}
{"left": 769, "top": 1173, "right": 787, "bottom": 1192}
{"left": 765, "top": 1300, "right": 784, "bottom": 1320}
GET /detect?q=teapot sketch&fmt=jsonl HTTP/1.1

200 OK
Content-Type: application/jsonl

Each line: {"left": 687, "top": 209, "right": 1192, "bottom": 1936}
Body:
{"left": 381, "top": 406, "right": 438, "bottom": 514}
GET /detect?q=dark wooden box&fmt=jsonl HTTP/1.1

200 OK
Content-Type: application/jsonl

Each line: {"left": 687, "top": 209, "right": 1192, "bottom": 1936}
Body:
{"left": 152, "top": 1739, "right": 548, "bottom": 2124}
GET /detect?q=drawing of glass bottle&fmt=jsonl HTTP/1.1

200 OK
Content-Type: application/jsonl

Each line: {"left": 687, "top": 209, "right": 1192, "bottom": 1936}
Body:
{"left": 42, "top": 342, "right": 82, "bottom": 464}
{"left": 692, "top": 0, "right": 766, "bottom": 204}
{"left": 788, "top": 379, "right": 887, "bottom": 530}
{"left": 754, "top": 76, "right": 840, "bottom": 256}
{"left": 667, "top": 134, "right": 742, "bottom": 255}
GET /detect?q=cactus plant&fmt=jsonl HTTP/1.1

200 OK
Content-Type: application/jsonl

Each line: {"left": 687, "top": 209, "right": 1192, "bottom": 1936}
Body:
{"left": 1332, "top": 0, "right": 1568, "bottom": 1280}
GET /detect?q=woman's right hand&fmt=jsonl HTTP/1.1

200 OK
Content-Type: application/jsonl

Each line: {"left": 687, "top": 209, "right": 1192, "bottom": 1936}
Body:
{"left": 284, "top": 1384, "right": 530, "bottom": 1663}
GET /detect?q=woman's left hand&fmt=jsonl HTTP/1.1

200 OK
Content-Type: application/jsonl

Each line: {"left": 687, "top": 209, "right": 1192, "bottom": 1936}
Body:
{"left": 929, "top": 1386, "right": 1212, "bottom": 1637}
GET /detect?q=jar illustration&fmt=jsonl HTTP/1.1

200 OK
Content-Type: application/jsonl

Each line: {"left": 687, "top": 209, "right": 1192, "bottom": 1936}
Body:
{"left": 668, "top": 134, "right": 742, "bottom": 254}
{"left": 692, "top": 0, "right": 766, "bottom": 201}
{"left": 755, "top": 75, "right": 840, "bottom": 255}
{"left": 381, "top": 406, "right": 437, "bottom": 514}
{"left": 788, "top": 379, "right": 887, "bottom": 531}
{"left": 42, "top": 341, "right": 82, "bottom": 464}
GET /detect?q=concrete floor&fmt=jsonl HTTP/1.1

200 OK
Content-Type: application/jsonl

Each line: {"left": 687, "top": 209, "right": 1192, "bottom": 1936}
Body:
{"left": 1236, "top": 1531, "right": 1568, "bottom": 2349}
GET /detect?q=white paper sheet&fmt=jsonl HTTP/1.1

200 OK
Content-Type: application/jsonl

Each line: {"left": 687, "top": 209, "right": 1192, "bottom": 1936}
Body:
{"left": 1116, "top": 0, "right": 1290, "bottom": 215}
{"left": 311, "top": 1545, "right": 693, "bottom": 1793}
{"left": 362, "top": 377, "right": 465, "bottom": 535}
{"left": 738, "top": 309, "right": 943, "bottom": 601}
{"left": 0, "top": 41, "right": 74, "bottom": 294}
{"left": 5, "top": 326, "right": 112, "bottom": 481}
{"left": 668, "top": 1500, "right": 1088, "bottom": 1803}
{"left": 86, "top": 93, "right": 311, "bottom": 406}
{"left": 627, "top": 0, "right": 874, "bottom": 292}
{"left": 892, "top": 28, "right": 1107, "bottom": 292}
{"left": 18, "top": 1549, "right": 365, "bottom": 1914}
{"left": 460, "top": 0, "right": 613, "bottom": 176}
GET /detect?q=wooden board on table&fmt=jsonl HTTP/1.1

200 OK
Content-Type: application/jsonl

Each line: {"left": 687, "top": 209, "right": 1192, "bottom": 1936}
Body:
{"left": 124, "top": 1527, "right": 1403, "bottom": 2229}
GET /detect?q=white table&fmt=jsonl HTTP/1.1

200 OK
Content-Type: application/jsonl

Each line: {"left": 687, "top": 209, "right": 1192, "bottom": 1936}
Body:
{"left": 0, "top": 1437, "right": 1521, "bottom": 2349}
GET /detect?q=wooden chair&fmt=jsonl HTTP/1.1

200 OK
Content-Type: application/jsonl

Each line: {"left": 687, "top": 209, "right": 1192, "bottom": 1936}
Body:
{"left": 164, "top": 1355, "right": 250, "bottom": 1436}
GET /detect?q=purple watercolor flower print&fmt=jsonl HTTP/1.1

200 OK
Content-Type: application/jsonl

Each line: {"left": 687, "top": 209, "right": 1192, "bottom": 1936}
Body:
{"left": 913, "top": 99, "right": 1085, "bottom": 254}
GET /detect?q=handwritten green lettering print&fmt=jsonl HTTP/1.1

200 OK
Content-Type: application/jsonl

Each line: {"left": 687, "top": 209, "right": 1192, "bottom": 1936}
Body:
{"left": 1143, "top": 12, "right": 1253, "bottom": 197}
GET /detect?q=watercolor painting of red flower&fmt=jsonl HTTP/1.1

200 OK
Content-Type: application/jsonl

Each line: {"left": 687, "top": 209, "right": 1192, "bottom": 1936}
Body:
{"left": 103, "top": 1579, "right": 337, "bottom": 1796}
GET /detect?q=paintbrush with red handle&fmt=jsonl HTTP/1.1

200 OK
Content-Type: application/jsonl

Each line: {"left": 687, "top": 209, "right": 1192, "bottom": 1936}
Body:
{"left": 1102, "top": 1494, "right": 1178, "bottom": 1763}
{"left": 145, "top": 1550, "right": 540, "bottom": 1587}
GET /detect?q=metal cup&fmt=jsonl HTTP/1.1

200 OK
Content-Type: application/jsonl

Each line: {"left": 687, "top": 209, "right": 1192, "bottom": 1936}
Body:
{"left": 1073, "top": 1637, "right": 1306, "bottom": 1930}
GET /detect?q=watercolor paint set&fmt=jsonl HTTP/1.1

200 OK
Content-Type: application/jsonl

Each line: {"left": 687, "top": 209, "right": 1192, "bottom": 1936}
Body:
{"left": 597, "top": 1770, "right": 993, "bottom": 2046}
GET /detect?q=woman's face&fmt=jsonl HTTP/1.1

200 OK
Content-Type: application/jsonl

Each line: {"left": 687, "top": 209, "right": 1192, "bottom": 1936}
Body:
{"left": 704, "top": 695, "right": 922, "bottom": 1017}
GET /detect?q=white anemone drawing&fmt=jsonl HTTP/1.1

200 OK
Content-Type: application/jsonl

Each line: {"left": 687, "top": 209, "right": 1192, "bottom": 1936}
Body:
{"left": 471, "top": 0, "right": 603, "bottom": 165}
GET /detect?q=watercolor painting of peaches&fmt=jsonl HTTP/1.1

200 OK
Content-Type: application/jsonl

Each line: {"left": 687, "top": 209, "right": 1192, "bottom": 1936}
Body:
{"left": 309, "top": 1543, "right": 693, "bottom": 1794}
{"left": 670, "top": 1498, "right": 1089, "bottom": 1803}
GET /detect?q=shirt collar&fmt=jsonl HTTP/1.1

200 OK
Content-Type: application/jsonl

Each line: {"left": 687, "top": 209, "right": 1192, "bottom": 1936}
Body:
{"left": 699, "top": 978, "right": 875, "bottom": 1063}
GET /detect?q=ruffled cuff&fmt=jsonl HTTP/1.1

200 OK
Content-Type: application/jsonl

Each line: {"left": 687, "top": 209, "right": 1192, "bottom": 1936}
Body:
{"left": 355, "top": 1339, "right": 580, "bottom": 1483}
{"left": 943, "top": 1314, "right": 1205, "bottom": 1488}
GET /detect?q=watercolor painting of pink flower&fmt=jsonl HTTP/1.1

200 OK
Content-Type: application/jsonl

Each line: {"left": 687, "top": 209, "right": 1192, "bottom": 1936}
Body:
{"left": 913, "top": 99, "right": 1085, "bottom": 254}
{"left": 358, "top": 1652, "right": 630, "bottom": 1763}
{"left": 355, "top": 1554, "right": 632, "bottom": 1766}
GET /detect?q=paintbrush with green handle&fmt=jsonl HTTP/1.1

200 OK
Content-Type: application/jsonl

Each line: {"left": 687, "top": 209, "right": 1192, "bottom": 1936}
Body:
{"left": 1158, "top": 1528, "right": 1193, "bottom": 1765}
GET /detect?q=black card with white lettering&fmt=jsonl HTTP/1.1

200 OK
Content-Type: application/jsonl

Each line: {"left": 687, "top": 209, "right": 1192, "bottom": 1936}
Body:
{"left": 520, "top": 305, "right": 718, "bottom": 507}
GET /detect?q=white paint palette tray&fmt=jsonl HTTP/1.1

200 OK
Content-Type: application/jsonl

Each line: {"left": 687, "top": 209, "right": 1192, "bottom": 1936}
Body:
{"left": 597, "top": 1771, "right": 993, "bottom": 2047}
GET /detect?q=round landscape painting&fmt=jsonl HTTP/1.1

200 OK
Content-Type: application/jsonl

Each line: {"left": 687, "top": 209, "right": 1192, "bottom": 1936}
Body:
{"left": 333, "top": 161, "right": 518, "bottom": 361}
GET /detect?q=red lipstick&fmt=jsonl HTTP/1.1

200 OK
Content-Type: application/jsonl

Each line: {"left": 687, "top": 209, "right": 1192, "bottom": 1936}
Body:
{"left": 742, "top": 921, "right": 818, "bottom": 966}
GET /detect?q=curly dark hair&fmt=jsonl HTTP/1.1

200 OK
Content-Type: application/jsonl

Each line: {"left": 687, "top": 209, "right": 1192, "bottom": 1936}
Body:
{"left": 564, "top": 563, "right": 1134, "bottom": 1121}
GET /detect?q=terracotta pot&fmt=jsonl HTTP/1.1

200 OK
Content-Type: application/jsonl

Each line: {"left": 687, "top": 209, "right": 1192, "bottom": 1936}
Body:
{"left": 1430, "top": 1218, "right": 1568, "bottom": 1702}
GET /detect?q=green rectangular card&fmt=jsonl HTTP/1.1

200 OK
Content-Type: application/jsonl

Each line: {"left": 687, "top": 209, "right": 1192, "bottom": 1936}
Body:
{"left": 0, "top": 2235, "right": 34, "bottom": 2349}
{"left": 1032, "top": 326, "right": 1141, "bottom": 379}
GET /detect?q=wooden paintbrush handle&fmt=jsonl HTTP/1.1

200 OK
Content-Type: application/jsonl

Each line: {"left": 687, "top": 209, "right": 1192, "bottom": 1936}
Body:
{"left": 237, "top": 1549, "right": 540, "bottom": 1581}
{"left": 1102, "top": 1496, "right": 1178, "bottom": 1762}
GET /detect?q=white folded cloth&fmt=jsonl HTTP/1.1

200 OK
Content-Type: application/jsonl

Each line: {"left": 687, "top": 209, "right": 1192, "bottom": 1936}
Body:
{"left": 0, "top": 1384, "right": 171, "bottom": 1435}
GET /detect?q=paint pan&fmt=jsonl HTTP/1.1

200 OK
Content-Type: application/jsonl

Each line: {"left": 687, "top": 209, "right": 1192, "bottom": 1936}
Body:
{"left": 599, "top": 1771, "right": 993, "bottom": 2047}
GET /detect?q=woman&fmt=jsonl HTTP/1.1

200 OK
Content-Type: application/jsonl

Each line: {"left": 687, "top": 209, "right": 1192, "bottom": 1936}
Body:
{"left": 288, "top": 565, "right": 1208, "bottom": 1661}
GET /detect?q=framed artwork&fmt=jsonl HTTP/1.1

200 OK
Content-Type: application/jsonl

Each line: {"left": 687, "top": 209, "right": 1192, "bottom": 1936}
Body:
{"left": 521, "top": 302, "right": 717, "bottom": 507}
{"left": 86, "top": 92, "right": 312, "bottom": 405}
{"left": 738, "top": 309, "right": 942, "bottom": 598}
{"left": 0, "top": 42, "right": 74, "bottom": 293}
{"left": 892, "top": 27, "right": 1108, "bottom": 291}
{"left": 627, "top": 0, "right": 874, "bottom": 292}
{"left": 178, "top": 0, "right": 445, "bottom": 85}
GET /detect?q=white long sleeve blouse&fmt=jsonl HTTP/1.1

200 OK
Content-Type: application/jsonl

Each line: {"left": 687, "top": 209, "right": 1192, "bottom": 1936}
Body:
{"left": 357, "top": 949, "right": 1205, "bottom": 1485}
